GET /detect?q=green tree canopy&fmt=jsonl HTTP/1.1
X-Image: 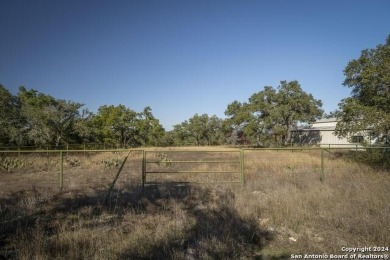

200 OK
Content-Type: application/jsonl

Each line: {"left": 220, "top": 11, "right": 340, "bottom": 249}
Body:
{"left": 172, "top": 114, "right": 224, "bottom": 146}
{"left": 17, "top": 87, "right": 84, "bottom": 147}
{"left": 225, "top": 81, "right": 323, "bottom": 146}
{"left": 134, "top": 106, "right": 165, "bottom": 146}
{"left": 336, "top": 35, "right": 390, "bottom": 143}
{"left": 0, "top": 85, "right": 23, "bottom": 146}
{"left": 94, "top": 104, "right": 137, "bottom": 147}
{"left": 94, "top": 105, "right": 165, "bottom": 147}
{"left": 0, "top": 86, "right": 168, "bottom": 148}
{"left": 73, "top": 109, "right": 98, "bottom": 144}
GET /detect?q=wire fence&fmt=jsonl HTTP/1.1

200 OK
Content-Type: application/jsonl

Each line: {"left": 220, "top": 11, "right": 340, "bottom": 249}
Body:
{"left": 0, "top": 149, "right": 142, "bottom": 196}
{"left": 0, "top": 143, "right": 132, "bottom": 151}
{"left": 0, "top": 147, "right": 389, "bottom": 197}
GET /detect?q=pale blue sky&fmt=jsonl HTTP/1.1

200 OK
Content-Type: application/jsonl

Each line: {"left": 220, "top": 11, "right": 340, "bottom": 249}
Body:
{"left": 1, "top": 0, "right": 389, "bottom": 130}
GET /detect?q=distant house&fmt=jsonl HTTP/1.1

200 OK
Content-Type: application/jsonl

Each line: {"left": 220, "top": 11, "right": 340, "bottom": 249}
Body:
{"left": 291, "top": 118, "right": 373, "bottom": 147}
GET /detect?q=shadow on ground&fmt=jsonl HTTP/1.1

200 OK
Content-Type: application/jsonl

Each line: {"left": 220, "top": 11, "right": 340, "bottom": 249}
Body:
{"left": 0, "top": 182, "right": 275, "bottom": 259}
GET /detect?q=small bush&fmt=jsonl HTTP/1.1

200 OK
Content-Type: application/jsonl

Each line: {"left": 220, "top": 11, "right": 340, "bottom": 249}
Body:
{"left": 66, "top": 158, "right": 81, "bottom": 167}
{"left": 101, "top": 158, "right": 123, "bottom": 169}
{"left": 349, "top": 149, "right": 390, "bottom": 169}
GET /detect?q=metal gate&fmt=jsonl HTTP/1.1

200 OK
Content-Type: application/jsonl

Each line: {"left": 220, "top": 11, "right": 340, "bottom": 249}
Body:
{"left": 141, "top": 150, "right": 244, "bottom": 186}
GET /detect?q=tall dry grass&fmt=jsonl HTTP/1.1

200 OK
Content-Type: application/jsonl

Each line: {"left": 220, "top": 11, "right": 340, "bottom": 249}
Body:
{"left": 242, "top": 149, "right": 389, "bottom": 257}
{"left": 0, "top": 147, "right": 389, "bottom": 259}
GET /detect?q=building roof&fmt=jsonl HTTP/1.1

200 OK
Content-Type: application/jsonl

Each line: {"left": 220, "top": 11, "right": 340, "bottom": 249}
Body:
{"left": 292, "top": 117, "right": 338, "bottom": 131}
{"left": 313, "top": 117, "right": 338, "bottom": 124}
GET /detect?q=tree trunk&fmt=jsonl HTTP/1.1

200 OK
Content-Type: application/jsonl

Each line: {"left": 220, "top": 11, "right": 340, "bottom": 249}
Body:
{"left": 285, "top": 128, "right": 292, "bottom": 146}
{"left": 55, "top": 134, "right": 61, "bottom": 148}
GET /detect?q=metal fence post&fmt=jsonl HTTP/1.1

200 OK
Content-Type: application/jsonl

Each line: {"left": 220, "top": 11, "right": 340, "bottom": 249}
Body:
{"left": 142, "top": 150, "right": 146, "bottom": 188}
{"left": 60, "top": 150, "right": 64, "bottom": 191}
{"left": 46, "top": 147, "right": 50, "bottom": 172}
{"left": 240, "top": 149, "right": 245, "bottom": 185}
{"left": 320, "top": 148, "right": 324, "bottom": 182}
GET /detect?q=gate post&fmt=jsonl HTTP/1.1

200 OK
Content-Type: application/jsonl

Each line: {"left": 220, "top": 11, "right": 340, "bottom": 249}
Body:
{"left": 60, "top": 150, "right": 64, "bottom": 191}
{"left": 320, "top": 148, "right": 324, "bottom": 182}
{"left": 142, "top": 150, "right": 146, "bottom": 187}
{"left": 240, "top": 149, "right": 245, "bottom": 185}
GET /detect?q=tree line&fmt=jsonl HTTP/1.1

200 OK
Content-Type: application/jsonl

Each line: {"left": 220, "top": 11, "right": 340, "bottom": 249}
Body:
{"left": 0, "top": 80, "right": 323, "bottom": 148}
{"left": 0, "top": 86, "right": 167, "bottom": 148}
{"left": 1, "top": 35, "right": 388, "bottom": 148}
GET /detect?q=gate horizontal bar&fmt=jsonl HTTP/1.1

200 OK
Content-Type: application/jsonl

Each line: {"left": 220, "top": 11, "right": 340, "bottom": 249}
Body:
{"left": 146, "top": 170, "right": 240, "bottom": 174}
{"left": 145, "top": 150, "right": 240, "bottom": 153}
{"left": 144, "top": 180, "right": 242, "bottom": 185}
{"left": 146, "top": 160, "right": 241, "bottom": 164}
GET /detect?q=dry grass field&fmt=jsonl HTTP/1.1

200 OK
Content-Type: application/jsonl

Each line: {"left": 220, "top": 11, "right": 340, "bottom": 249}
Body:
{"left": 0, "top": 147, "right": 389, "bottom": 259}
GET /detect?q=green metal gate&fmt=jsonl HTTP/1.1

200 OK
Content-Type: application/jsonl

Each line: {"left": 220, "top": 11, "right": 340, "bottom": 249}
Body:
{"left": 141, "top": 149, "right": 244, "bottom": 186}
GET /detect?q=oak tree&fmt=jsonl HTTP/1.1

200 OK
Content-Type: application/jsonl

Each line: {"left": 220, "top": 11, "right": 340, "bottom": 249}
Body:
{"left": 336, "top": 35, "right": 390, "bottom": 143}
{"left": 225, "top": 81, "right": 323, "bottom": 146}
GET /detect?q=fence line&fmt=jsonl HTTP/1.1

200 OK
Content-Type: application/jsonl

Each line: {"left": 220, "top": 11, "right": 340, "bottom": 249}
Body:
{"left": 0, "top": 147, "right": 389, "bottom": 193}
{"left": 0, "top": 143, "right": 132, "bottom": 151}
{"left": 1, "top": 142, "right": 382, "bottom": 151}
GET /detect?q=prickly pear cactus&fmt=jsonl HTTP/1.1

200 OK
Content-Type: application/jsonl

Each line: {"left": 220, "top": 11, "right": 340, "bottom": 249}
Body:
{"left": 101, "top": 158, "right": 123, "bottom": 169}
{"left": 0, "top": 157, "right": 24, "bottom": 172}
{"left": 155, "top": 153, "right": 172, "bottom": 168}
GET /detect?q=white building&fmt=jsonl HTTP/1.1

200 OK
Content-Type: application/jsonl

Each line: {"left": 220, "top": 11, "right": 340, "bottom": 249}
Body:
{"left": 291, "top": 118, "right": 372, "bottom": 147}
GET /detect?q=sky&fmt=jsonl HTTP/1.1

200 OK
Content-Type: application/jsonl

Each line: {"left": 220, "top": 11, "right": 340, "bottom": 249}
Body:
{"left": 1, "top": 0, "right": 389, "bottom": 130}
